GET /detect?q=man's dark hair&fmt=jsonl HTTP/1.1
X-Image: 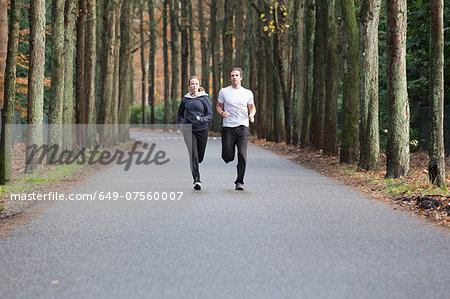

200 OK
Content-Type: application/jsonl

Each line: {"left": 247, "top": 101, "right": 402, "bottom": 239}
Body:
{"left": 229, "top": 67, "right": 243, "bottom": 77}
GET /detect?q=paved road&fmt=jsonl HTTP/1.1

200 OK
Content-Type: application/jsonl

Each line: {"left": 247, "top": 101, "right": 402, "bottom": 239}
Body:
{"left": 1, "top": 131, "right": 449, "bottom": 299}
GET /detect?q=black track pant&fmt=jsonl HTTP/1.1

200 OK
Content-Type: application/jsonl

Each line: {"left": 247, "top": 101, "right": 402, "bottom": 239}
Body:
{"left": 221, "top": 125, "right": 248, "bottom": 185}
{"left": 183, "top": 129, "right": 208, "bottom": 183}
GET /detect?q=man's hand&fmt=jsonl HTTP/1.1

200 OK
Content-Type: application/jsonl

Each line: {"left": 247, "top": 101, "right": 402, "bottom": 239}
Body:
{"left": 196, "top": 115, "right": 201, "bottom": 121}
{"left": 221, "top": 111, "right": 230, "bottom": 118}
{"left": 176, "top": 130, "right": 182, "bottom": 135}
{"left": 249, "top": 115, "right": 254, "bottom": 123}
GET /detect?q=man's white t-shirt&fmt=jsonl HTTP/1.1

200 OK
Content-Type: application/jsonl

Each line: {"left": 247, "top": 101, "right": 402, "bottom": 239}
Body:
{"left": 218, "top": 85, "right": 254, "bottom": 127}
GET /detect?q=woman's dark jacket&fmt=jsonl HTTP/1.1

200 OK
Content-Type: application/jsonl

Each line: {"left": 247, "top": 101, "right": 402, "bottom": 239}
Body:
{"left": 177, "top": 91, "right": 213, "bottom": 131}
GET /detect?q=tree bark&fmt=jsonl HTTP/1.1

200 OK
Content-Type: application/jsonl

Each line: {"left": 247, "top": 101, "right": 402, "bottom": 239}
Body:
{"left": 148, "top": 0, "right": 156, "bottom": 124}
{"left": 222, "top": 0, "right": 233, "bottom": 88}
{"left": 234, "top": 0, "right": 244, "bottom": 67}
{"left": 119, "top": 0, "right": 131, "bottom": 141}
{"left": 339, "top": 0, "right": 360, "bottom": 163}
{"left": 139, "top": 1, "right": 147, "bottom": 125}
{"left": 0, "top": 0, "right": 8, "bottom": 107}
{"left": 323, "top": 0, "right": 338, "bottom": 155}
{"left": 428, "top": 0, "right": 446, "bottom": 189}
{"left": 188, "top": 0, "right": 195, "bottom": 76}
{"left": 25, "top": 0, "right": 46, "bottom": 172}
{"left": 62, "top": 0, "right": 77, "bottom": 150}
{"left": 301, "top": 0, "right": 315, "bottom": 147}
{"left": 386, "top": 0, "right": 409, "bottom": 178}
{"left": 163, "top": 0, "right": 170, "bottom": 125}
{"left": 48, "top": 0, "right": 65, "bottom": 156}
{"left": 180, "top": 0, "right": 188, "bottom": 96}
{"left": 359, "top": 0, "right": 380, "bottom": 170}
{"left": 170, "top": 0, "right": 180, "bottom": 124}
{"left": 76, "top": 0, "right": 87, "bottom": 128}
{"left": 198, "top": 0, "right": 210, "bottom": 94}
{"left": 292, "top": 0, "right": 305, "bottom": 146}
{"left": 0, "top": 0, "right": 21, "bottom": 183}
{"left": 310, "top": 0, "right": 327, "bottom": 149}
{"left": 210, "top": 0, "right": 221, "bottom": 131}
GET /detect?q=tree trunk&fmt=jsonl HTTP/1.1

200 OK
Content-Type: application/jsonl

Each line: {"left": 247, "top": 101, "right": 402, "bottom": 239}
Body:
{"left": 163, "top": 0, "right": 170, "bottom": 125}
{"left": 210, "top": 0, "right": 221, "bottom": 131}
{"left": 339, "top": 0, "right": 360, "bottom": 163}
{"left": 48, "top": 0, "right": 65, "bottom": 154}
{"left": 100, "top": 0, "right": 117, "bottom": 146}
{"left": 359, "top": 0, "right": 380, "bottom": 170}
{"left": 111, "top": 0, "right": 121, "bottom": 138}
{"left": 83, "top": 0, "right": 96, "bottom": 147}
{"left": 139, "top": 1, "right": 147, "bottom": 125}
{"left": 323, "top": 0, "right": 338, "bottom": 155}
{"left": 25, "top": 0, "right": 46, "bottom": 172}
{"left": 385, "top": 0, "right": 409, "bottom": 178}
{"left": 0, "top": 0, "right": 8, "bottom": 107}
{"left": 428, "top": 0, "right": 446, "bottom": 189}
{"left": 256, "top": 1, "right": 266, "bottom": 139}
{"left": 292, "top": 0, "right": 305, "bottom": 146}
{"left": 76, "top": 0, "right": 87, "bottom": 129}
{"left": 0, "top": 0, "right": 21, "bottom": 183}
{"left": 62, "top": 0, "right": 77, "bottom": 150}
{"left": 301, "top": 0, "right": 315, "bottom": 147}
{"left": 148, "top": 0, "right": 156, "bottom": 124}
{"left": 188, "top": 0, "right": 195, "bottom": 76}
{"left": 180, "top": 0, "right": 188, "bottom": 96}
{"left": 119, "top": 0, "right": 131, "bottom": 141}
{"left": 198, "top": 0, "right": 209, "bottom": 94}
{"left": 222, "top": 0, "right": 233, "bottom": 88}
{"left": 310, "top": 0, "right": 327, "bottom": 149}
{"left": 170, "top": 0, "right": 180, "bottom": 124}
{"left": 234, "top": 1, "right": 244, "bottom": 67}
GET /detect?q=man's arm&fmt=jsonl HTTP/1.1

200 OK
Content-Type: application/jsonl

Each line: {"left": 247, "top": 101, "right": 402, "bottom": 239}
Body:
{"left": 216, "top": 102, "right": 230, "bottom": 118}
{"left": 248, "top": 103, "right": 256, "bottom": 123}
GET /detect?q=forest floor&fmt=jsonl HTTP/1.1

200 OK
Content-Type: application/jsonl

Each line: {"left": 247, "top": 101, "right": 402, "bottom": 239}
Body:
{"left": 250, "top": 137, "right": 450, "bottom": 228}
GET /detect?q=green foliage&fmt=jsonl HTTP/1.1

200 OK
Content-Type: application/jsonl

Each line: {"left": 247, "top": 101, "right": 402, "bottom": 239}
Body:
{"left": 129, "top": 100, "right": 180, "bottom": 124}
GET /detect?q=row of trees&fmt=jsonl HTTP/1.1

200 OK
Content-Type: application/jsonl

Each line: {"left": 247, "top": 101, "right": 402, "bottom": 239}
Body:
{"left": 0, "top": 0, "right": 447, "bottom": 191}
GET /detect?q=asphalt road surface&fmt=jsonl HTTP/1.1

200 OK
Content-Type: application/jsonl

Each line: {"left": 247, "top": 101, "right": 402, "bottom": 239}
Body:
{"left": 0, "top": 131, "right": 449, "bottom": 299}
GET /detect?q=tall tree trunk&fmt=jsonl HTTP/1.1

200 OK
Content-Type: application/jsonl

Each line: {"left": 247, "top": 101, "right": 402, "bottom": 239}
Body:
{"left": 25, "top": 0, "right": 46, "bottom": 172}
{"left": 100, "top": 0, "right": 117, "bottom": 146}
{"left": 180, "top": 0, "right": 188, "bottom": 95}
{"left": 256, "top": 1, "right": 266, "bottom": 139}
{"left": 339, "top": 0, "right": 360, "bottom": 163}
{"left": 163, "top": 0, "right": 170, "bottom": 125}
{"left": 139, "top": 1, "right": 147, "bottom": 125}
{"left": 188, "top": 0, "right": 195, "bottom": 76}
{"left": 84, "top": 0, "right": 97, "bottom": 146}
{"left": 292, "top": 0, "right": 305, "bottom": 146}
{"left": 234, "top": 1, "right": 244, "bottom": 67}
{"left": 48, "top": 0, "right": 65, "bottom": 154}
{"left": 170, "top": 0, "right": 180, "bottom": 124}
{"left": 359, "top": 0, "right": 380, "bottom": 169}
{"left": 119, "top": 0, "right": 131, "bottom": 140}
{"left": 385, "top": 0, "right": 409, "bottom": 178}
{"left": 222, "top": 0, "right": 233, "bottom": 88}
{"left": 62, "top": 0, "right": 77, "bottom": 150}
{"left": 0, "top": 0, "right": 8, "bottom": 107}
{"left": 310, "top": 0, "right": 327, "bottom": 149}
{"left": 148, "top": 0, "right": 156, "bottom": 124}
{"left": 198, "top": 0, "right": 209, "bottom": 94}
{"left": 323, "top": 0, "right": 338, "bottom": 155}
{"left": 112, "top": 0, "right": 121, "bottom": 134}
{"left": 210, "top": 0, "right": 221, "bottom": 131}
{"left": 301, "top": 0, "right": 315, "bottom": 147}
{"left": 428, "top": 0, "right": 446, "bottom": 189}
{"left": 76, "top": 0, "right": 87, "bottom": 127}
{"left": 0, "top": 0, "right": 21, "bottom": 183}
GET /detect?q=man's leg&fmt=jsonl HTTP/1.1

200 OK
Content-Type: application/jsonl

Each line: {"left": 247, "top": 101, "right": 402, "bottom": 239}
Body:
{"left": 221, "top": 127, "right": 236, "bottom": 163}
{"left": 235, "top": 126, "right": 248, "bottom": 185}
